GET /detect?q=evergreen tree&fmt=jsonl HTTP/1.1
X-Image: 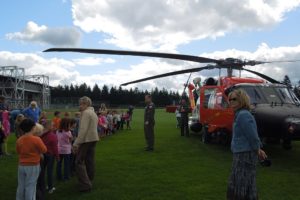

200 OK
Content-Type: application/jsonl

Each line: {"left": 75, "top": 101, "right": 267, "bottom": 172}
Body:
{"left": 91, "top": 84, "right": 101, "bottom": 100}
{"left": 101, "top": 85, "right": 109, "bottom": 100}
{"left": 51, "top": 83, "right": 185, "bottom": 107}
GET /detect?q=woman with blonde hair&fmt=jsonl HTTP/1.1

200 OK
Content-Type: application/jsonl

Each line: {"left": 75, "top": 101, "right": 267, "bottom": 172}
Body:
{"left": 227, "top": 89, "right": 267, "bottom": 200}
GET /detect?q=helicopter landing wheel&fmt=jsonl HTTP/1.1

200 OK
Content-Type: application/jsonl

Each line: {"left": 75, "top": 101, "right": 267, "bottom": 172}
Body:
{"left": 219, "top": 131, "right": 230, "bottom": 145}
{"left": 201, "top": 127, "right": 210, "bottom": 144}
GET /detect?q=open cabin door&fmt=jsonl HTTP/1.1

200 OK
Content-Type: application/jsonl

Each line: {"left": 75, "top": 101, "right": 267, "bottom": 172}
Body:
{"left": 199, "top": 86, "right": 234, "bottom": 133}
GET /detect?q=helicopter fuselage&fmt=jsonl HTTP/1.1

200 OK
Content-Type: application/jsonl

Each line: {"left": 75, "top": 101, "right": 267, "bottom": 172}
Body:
{"left": 196, "top": 77, "right": 300, "bottom": 147}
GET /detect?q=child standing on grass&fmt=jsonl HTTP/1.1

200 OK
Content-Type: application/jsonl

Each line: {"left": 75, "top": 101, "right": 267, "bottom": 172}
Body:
{"left": 51, "top": 111, "right": 61, "bottom": 131}
{"left": 16, "top": 119, "right": 47, "bottom": 200}
{"left": 33, "top": 123, "right": 46, "bottom": 200}
{"left": 56, "top": 118, "right": 73, "bottom": 181}
{"left": 40, "top": 120, "right": 59, "bottom": 194}
{"left": 98, "top": 112, "right": 108, "bottom": 137}
{"left": 0, "top": 122, "right": 4, "bottom": 157}
{"left": 15, "top": 114, "right": 25, "bottom": 138}
{"left": 38, "top": 111, "right": 47, "bottom": 127}
{"left": 2, "top": 110, "right": 11, "bottom": 155}
{"left": 69, "top": 118, "right": 78, "bottom": 176}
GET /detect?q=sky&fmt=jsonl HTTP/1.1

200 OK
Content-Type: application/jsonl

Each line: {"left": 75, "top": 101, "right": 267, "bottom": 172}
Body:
{"left": 1, "top": 0, "right": 300, "bottom": 91}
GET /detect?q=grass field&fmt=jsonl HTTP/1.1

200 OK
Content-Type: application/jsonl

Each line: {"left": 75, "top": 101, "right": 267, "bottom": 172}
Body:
{"left": 1, "top": 108, "right": 300, "bottom": 200}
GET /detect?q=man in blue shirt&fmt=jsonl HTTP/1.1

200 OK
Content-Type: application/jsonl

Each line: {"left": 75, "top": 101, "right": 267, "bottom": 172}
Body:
{"left": 22, "top": 101, "right": 41, "bottom": 123}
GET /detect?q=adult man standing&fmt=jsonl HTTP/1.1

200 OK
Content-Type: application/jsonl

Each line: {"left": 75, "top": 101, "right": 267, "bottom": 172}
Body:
{"left": 144, "top": 95, "right": 155, "bottom": 151}
{"left": 22, "top": 101, "right": 41, "bottom": 123}
{"left": 72, "top": 96, "right": 99, "bottom": 192}
{"left": 179, "top": 99, "right": 189, "bottom": 137}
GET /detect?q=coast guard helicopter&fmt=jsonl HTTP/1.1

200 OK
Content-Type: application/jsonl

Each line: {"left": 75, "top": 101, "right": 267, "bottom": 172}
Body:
{"left": 44, "top": 47, "right": 300, "bottom": 149}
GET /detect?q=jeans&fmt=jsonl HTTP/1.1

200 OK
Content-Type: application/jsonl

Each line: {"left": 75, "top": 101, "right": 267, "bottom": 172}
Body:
{"left": 16, "top": 165, "right": 40, "bottom": 200}
{"left": 56, "top": 154, "right": 71, "bottom": 180}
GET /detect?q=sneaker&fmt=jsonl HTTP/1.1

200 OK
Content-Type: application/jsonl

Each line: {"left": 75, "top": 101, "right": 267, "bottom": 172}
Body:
{"left": 48, "top": 187, "right": 56, "bottom": 194}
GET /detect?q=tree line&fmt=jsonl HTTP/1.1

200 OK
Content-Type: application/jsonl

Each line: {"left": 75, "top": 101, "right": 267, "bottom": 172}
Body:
{"left": 51, "top": 83, "right": 181, "bottom": 107}
{"left": 50, "top": 75, "right": 300, "bottom": 108}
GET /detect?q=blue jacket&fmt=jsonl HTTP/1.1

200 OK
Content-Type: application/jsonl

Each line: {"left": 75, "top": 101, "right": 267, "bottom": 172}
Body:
{"left": 22, "top": 107, "right": 41, "bottom": 123}
{"left": 231, "top": 109, "right": 262, "bottom": 153}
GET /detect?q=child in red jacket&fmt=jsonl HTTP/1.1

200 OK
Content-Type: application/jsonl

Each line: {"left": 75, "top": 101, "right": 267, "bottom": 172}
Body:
{"left": 40, "top": 120, "right": 59, "bottom": 193}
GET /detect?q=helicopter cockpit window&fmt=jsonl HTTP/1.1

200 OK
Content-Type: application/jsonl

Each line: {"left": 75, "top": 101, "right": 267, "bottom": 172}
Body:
{"left": 276, "top": 87, "right": 294, "bottom": 104}
{"left": 260, "top": 87, "right": 282, "bottom": 104}
{"left": 239, "top": 86, "right": 265, "bottom": 104}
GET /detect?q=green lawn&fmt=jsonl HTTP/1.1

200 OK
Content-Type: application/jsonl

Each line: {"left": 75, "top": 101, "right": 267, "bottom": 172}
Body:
{"left": 1, "top": 109, "right": 300, "bottom": 200}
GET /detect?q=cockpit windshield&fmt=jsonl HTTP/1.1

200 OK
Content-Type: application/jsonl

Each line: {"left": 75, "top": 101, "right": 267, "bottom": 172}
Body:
{"left": 238, "top": 85, "right": 296, "bottom": 105}
{"left": 275, "top": 87, "right": 294, "bottom": 104}
{"left": 241, "top": 87, "right": 265, "bottom": 104}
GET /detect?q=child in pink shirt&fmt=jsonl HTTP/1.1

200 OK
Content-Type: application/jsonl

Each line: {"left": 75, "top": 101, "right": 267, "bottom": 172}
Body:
{"left": 56, "top": 118, "right": 73, "bottom": 181}
{"left": 98, "top": 112, "right": 108, "bottom": 137}
{"left": 2, "top": 110, "right": 11, "bottom": 155}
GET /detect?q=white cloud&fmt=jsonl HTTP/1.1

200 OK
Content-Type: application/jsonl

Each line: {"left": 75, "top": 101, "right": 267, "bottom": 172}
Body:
{"left": 199, "top": 43, "right": 300, "bottom": 84}
{"left": 0, "top": 51, "right": 78, "bottom": 86}
{"left": 6, "top": 21, "right": 81, "bottom": 47}
{"left": 1, "top": 43, "right": 300, "bottom": 92}
{"left": 71, "top": 0, "right": 300, "bottom": 51}
{"left": 72, "top": 57, "right": 115, "bottom": 66}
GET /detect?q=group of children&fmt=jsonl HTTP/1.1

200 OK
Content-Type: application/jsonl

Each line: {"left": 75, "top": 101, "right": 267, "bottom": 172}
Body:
{"left": 15, "top": 111, "right": 80, "bottom": 200}
{"left": 97, "top": 110, "right": 132, "bottom": 137}
{"left": 1, "top": 105, "right": 134, "bottom": 199}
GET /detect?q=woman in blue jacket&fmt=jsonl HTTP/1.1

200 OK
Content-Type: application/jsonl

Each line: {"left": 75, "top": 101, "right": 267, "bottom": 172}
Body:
{"left": 227, "top": 89, "right": 267, "bottom": 200}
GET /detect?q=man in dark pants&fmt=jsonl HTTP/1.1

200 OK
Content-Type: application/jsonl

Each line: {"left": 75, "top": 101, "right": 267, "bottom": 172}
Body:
{"left": 144, "top": 95, "right": 155, "bottom": 151}
{"left": 72, "top": 96, "right": 99, "bottom": 192}
{"left": 179, "top": 99, "right": 189, "bottom": 137}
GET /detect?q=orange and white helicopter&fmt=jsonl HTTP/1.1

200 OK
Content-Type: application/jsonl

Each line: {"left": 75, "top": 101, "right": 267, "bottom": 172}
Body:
{"left": 44, "top": 48, "right": 300, "bottom": 149}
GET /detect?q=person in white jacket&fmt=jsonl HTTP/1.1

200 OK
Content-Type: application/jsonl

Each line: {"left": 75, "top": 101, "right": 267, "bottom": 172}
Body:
{"left": 72, "top": 96, "right": 99, "bottom": 192}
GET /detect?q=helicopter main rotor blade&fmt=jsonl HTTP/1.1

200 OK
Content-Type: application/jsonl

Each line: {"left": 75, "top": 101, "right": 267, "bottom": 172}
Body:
{"left": 44, "top": 48, "right": 218, "bottom": 63}
{"left": 244, "top": 59, "right": 300, "bottom": 66}
{"left": 121, "top": 65, "right": 215, "bottom": 86}
{"left": 243, "top": 68, "right": 281, "bottom": 84}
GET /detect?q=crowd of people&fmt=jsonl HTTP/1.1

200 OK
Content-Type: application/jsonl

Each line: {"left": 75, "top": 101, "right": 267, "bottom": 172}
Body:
{"left": 0, "top": 95, "right": 135, "bottom": 200}
{"left": 0, "top": 90, "right": 269, "bottom": 200}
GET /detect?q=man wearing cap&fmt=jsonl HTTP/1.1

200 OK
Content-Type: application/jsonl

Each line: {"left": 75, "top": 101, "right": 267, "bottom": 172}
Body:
{"left": 144, "top": 95, "right": 155, "bottom": 151}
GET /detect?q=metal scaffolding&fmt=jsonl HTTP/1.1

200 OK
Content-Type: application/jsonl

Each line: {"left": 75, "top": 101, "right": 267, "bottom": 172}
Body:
{"left": 25, "top": 75, "right": 51, "bottom": 109}
{"left": 0, "top": 66, "right": 25, "bottom": 109}
{"left": 0, "top": 66, "right": 50, "bottom": 109}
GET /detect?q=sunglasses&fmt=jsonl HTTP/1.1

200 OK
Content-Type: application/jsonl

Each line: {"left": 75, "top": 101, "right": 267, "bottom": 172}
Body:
{"left": 229, "top": 98, "right": 237, "bottom": 102}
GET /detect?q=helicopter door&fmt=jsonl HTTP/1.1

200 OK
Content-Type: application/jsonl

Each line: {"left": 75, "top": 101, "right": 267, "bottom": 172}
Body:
{"left": 200, "top": 86, "right": 234, "bottom": 133}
